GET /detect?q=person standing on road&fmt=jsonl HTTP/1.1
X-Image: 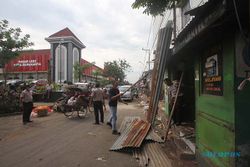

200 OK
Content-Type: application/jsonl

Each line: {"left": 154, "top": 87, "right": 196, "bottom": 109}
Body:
{"left": 90, "top": 82, "right": 104, "bottom": 125}
{"left": 107, "top": 81, "right": 127, "bottom": 135}
{"left": 20, "top": 85, "right": 34, "bottom": 125}
{"left": 45, "top": 82, "right": 53, "bottom": 101}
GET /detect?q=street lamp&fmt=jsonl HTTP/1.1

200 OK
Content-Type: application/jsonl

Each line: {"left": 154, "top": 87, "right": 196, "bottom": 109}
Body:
{"left": 142, "top": 48, "right": 150, "bottom": 71}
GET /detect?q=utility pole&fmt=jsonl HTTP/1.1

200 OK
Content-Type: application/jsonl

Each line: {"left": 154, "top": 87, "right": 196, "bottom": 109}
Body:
{"left": 142, "top": 48, "right": 151, "bottom": 71}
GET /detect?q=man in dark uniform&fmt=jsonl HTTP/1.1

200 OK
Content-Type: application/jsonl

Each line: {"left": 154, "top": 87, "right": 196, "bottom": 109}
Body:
{"left": 20, "top": 85, "right": 33, "bottom": 125}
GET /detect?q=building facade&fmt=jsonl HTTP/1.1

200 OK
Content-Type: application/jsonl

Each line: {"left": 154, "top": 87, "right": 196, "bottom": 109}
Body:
{"left": 1, "top": 28, "right": 103, "bottom": 83}
{"left": 150, "top": 0, "right": 249, "bottom": 166}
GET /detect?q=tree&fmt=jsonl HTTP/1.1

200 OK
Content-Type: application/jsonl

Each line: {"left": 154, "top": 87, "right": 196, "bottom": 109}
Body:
{"left": 131, "top": 0, "right": 184, "bottom": 16}
{"left": 0, "top": 20, "right": 33, "bottom": 82}
{"left": 103, "top": 59, "right": 131, "bottom": 82}
{"left": 99, "top": 78, "right": 111, "bottom": 87}
{"left": 73, "top": 62, "right": 94, "bottom": 82}
{"left": 92, "top": 69, "right": 102, "bottom": 81}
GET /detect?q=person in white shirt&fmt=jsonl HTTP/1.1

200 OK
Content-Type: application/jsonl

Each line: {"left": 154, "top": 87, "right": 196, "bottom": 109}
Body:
{"left": 45, "top": 83, "right": 53, "bottom": 100}
{"left": 67, "top": 93, "right": 78, "bottom": 106}
{"left": 90, "top": 83, "right": 104, "bottom": 124}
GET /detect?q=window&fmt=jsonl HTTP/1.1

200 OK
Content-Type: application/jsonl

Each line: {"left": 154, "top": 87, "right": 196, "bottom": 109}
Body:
{"left": 55, "top": 45, "right": 67, "bottom": 83}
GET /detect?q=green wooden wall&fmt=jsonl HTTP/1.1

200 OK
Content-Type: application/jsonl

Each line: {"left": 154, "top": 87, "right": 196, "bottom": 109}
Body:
{"left": 195, "top": 34, "right": 235, "bottom": 167}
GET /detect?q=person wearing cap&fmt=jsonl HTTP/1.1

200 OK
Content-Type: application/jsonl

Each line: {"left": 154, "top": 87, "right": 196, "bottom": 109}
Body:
{"left": 20, "top": 85, "right": 34, "bottom": 125}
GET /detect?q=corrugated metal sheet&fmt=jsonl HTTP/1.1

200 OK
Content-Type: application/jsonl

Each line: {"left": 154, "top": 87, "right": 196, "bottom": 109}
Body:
{"left": 133, "top": 146, "right": 149, "bottom": 167}
{"left": 118, "top": 116, "right": 164, "bottom": 143}
{"left": 146, "top": 129, "right": 164, "bottom": 143}
{"left": 110, "top": 119, "right": 151, "bottom": 151}
{"left": 118, "top": 116, "right": 141, "bottom": 133}
{"left": 122, "top": 120, "right": 151, "bottom": 147}
{"left": 133, "top": 143, "right": 172, "bottom": 167}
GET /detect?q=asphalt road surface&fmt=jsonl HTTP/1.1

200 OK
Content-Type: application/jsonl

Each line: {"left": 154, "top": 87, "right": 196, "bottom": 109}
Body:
{"left": 0, "top": 101, "right": 145, "bottom": 167}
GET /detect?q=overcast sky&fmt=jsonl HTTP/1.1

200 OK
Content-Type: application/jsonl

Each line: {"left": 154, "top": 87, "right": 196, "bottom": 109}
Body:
{"left": 0, "top": 0, "right": 152, "bottom": 83}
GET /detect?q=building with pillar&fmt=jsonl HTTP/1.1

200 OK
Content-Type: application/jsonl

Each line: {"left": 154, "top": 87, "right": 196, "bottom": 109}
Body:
{"left": 45, "top": 27, "right": 86, "bottom": 83}
{"left": 1, "top": 28, "right": 103, "bottom": 83}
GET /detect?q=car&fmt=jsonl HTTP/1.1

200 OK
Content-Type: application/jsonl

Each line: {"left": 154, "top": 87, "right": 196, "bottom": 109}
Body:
{"left": 0, "top": 80, "right": 4, "bottom": 85}
{"left": 118, "top": 85, "right": 133, "bottom": 101}
{"left": 6, "top": 79, "right": 25, "bottom": 87}
{"left": 74, "top": 82, "right": 89, "bottom": 90}
{"left": 105, "top": 84, "right": 113, "bottom": 92}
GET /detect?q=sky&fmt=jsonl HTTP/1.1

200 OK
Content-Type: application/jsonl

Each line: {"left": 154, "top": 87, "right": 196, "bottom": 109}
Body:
{"left": 0, "top": 0, "right": 152, "bottom": 83}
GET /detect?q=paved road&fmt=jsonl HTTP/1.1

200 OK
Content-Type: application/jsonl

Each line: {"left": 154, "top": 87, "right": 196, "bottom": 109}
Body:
{"left": 0, "top": 101, "right": 145, "bottom": 167}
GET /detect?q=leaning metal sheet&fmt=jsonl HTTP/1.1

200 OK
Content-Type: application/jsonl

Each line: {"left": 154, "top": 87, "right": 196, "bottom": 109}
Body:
{"left": 118, "top": 116, "right": 141, "bottom": 133}
{"left": 110, "top": 119, "right": 151, "bottom": 151}
{"left": 119, "top": 116, "right": 164, "bottom": 143}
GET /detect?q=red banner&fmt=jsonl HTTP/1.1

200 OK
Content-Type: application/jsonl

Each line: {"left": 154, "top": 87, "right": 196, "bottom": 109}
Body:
{"left": 5, "top": 50, "right": 50, "bottom": 72}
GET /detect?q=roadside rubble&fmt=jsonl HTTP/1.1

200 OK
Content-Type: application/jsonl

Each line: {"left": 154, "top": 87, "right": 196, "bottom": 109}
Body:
{"left": 110, "top": 116, "right": 172, "bottom": 167}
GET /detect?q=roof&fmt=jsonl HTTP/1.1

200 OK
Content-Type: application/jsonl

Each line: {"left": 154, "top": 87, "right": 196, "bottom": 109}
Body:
{"left": 49, "top": 27, "right": 80, "bottom": 41}
{"left": 173, "top": 0, "right": 226, "bottom": 55}
{"left": 185, "top": 0, "right": 218, "bottom": 17}
{"left": 46, "top": 27, "right": 86, "bottom": 49}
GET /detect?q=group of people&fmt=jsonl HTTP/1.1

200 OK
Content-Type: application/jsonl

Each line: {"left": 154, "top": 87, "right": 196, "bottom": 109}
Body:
{"left": 90, "top": 81, "right": 127, "bottom": 135}
{"left": 19, "top": 81, "right": 128, "bottom": 135}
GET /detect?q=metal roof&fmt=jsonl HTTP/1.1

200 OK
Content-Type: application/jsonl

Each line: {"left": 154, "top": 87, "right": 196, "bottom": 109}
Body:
{"left": 133, "top": 142, "right": 172, "bottom": 167}
{"left": 110, "top": 117, "right": 164, "bottom": 151}
{"left": 110, "top": 119, "right": 151, "bottom": 151}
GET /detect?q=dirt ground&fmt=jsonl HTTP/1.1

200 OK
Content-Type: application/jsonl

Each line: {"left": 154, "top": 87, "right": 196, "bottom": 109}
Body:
{"left": 0, "top": 101, "right": 146, "bottom": 167}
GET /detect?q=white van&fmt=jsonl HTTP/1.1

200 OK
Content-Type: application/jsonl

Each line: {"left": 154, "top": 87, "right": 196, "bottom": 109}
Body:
{"left": 74, "top": 82, "right": 89, "bottom": 90}
{"left": 119, "top": 85, "right": 133, "bottom": 101}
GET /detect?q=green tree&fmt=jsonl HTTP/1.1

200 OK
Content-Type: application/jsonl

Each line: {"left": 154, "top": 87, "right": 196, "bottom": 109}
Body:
{"left": 73, "top": 62, "right": 94, "bottom": 82}
{"left": 103, "top": 59, "right": 131, "bottom": 82}
{"left": 99, "top": 78, "right": 111, "bottom": 87}
{"left": 0, "top": 19, "right": 33, "bottom": 82}
{"left": 92, "top": 69, "right": 102, "bottom": 81}
{"left": 132, "top": 0, "right": 184, "bottom": 16}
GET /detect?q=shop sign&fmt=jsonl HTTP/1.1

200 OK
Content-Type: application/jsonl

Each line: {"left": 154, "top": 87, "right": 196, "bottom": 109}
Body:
{"left": 14, "top": 60, "right": 41, "bottom": 67}
{"left": 202, "top": 54, "right": 223, "bottom": 96}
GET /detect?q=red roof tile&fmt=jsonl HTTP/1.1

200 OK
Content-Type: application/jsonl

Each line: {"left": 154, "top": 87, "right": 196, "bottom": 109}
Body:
{"left": 49, "top": 27, "right": 81, "bottom": 42}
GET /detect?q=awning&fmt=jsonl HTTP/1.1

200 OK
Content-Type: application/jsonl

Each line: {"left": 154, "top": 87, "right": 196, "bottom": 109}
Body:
{"left": 173, "top": 0, "right": 226, "bottom": 55}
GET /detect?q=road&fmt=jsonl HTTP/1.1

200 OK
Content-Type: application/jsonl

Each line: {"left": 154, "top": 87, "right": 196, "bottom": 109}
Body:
{"left": 0, "top": 101, "right": 145, "bottom": 167}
